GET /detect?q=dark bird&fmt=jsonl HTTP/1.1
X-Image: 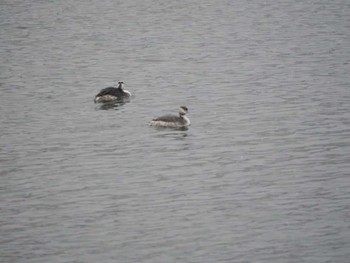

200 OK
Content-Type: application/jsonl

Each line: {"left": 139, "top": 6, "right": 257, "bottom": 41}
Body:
{"left": 94, "top": 82, "right": 131, "bottom": 103}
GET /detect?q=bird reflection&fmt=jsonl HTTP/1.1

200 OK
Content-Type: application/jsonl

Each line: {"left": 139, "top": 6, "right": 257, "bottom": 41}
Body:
{"left": 95, "top": 100, "right": 128, "bottom": 110}
{"left": 153, "top": 129, "right": 189, "bottom": 140}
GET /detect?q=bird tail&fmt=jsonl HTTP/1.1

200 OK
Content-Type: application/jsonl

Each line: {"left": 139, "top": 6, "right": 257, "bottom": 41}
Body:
{"left": 94, "top": 96, "right": 100, "bottom": 103}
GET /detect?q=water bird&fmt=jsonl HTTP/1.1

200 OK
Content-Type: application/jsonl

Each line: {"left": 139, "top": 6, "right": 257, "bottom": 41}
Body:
{"left": 149, "top": 106, "right": 190, "bottom": 128}
{"left": 94, "top": 82, "right": 131, "bottom": 103}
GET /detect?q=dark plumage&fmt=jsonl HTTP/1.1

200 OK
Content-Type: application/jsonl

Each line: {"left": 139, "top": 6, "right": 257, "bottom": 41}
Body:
{"left": 94, "top": 82, "right": 131, "bottom": 103}
{"left": 95, "top": 87, "right": 124, "bottom": 97}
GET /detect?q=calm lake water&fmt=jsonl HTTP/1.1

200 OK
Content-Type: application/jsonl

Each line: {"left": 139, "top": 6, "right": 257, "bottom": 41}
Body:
{"left": 1, "top": 0, "right": 350, "bottom": 262}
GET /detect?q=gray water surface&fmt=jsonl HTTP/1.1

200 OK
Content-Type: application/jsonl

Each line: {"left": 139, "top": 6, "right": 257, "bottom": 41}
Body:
{"left": 1, "top": 0, "right": 350, "bottom": 262}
